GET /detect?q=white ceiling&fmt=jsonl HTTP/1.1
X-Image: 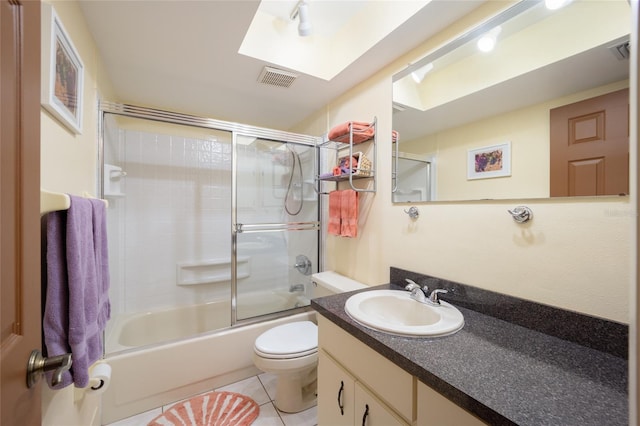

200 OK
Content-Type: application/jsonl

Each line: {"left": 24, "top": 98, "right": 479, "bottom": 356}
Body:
{"left": 240, "top": 1, "right": 432, "bottom": 81}
{"left": 78, "top": 0, "right": 484, "bottom": 131}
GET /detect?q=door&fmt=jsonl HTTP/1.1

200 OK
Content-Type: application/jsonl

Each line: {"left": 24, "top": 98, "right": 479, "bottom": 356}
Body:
{"left": 354, "top": 382, "right": 408, "bottom": 426}
{"left": 318, "top": 350, "right": 355, "bottom": 426}
{"left": 550, "top": 89, "right": 629, "bottom": 197}
{"left": 1, "top": 0, "right": 42, "bottom": 425}
{"left": 233, "top": 136, "right": 318, "bottom": 321}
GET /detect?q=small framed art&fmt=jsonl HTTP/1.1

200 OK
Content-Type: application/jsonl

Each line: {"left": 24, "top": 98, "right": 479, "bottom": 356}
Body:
{"left": 41, "top": 3, "right": 84, "bottom": 134}
{"left": 467, "top": 142, "right": 511, "bottom": 180}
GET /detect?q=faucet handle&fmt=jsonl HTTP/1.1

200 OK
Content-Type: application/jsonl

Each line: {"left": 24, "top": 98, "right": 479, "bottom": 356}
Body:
{"left": 405, "top": 279, "right": 428, "bottom": 295}
{"left": 429, "top": 289, "right": 448, "bottom": 304}
{"left": 404, "top": 279, "right": 420, "bottom": 291}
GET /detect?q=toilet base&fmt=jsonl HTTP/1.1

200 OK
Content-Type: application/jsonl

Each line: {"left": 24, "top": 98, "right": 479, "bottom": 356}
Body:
{"left": 273, "top": 367, "right": 317, "bottom": 413}
{"left": 253, "top": 350, "right": 318, "bottom": 413}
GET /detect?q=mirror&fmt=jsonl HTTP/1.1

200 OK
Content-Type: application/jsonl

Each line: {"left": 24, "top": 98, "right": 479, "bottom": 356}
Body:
{"left": 392, "top": 0, "right": 631, "bottom": 203}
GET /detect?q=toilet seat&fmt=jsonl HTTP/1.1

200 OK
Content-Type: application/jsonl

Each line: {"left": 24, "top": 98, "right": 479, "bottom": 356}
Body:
{"left": 254, "top": 321, "right": 317, "bottom": 359}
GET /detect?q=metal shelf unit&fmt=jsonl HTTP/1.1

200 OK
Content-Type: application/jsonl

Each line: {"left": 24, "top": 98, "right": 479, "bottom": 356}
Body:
{"left": 315, "top": 117, "right": 377, "bottom": 194}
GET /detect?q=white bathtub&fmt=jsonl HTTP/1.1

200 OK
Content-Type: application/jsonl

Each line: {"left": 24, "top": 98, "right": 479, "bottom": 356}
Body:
{"left": 101, "top": 292, "right": 314, "bottom": 424}
{"left": 105, "top": 291, "right": 309, "bottom": 352}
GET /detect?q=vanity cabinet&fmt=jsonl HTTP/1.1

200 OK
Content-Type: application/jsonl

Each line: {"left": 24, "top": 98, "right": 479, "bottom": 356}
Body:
{"left": 317, "top": 315, "right": 412, "bottom": 425}
{"left": 416, "top": 381, "right": 487, "bottom": 426}
{"left": 317, "top": 314, "right": 489, "bottom": 426}
{"left": 318, "top": 350, "right": 408, "bottom": 426}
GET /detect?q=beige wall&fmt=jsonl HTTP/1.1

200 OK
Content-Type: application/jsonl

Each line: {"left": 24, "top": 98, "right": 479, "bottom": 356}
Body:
{"left": 298, "top": 1, "right": 633, "bottom": 324}
{"left": 40, "top": 1, "right": 116, "bottom": 425}
{"left": 41, "top": 0, "right": 115, "bottom": 197}
{"left": 402, "top": 80, "right": 629, "bottom": 201}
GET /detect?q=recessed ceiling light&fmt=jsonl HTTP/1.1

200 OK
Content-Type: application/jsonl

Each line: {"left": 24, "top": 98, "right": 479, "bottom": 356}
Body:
{"left": 411, "top": 63, "right": 434, "bottom": 84}
{"left": 477, "top": 26, "right": 502, "bottom": 53}
{"left": 545, "top": 0, "right": 572, "bottom": 10}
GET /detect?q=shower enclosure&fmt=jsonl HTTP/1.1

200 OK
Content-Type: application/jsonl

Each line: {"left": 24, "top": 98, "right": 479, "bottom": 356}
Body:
{"left": 392, "top": 151, "right": 434, "bottom": 203}
{"left": 100, "top": 103, "right": 320, "bottom": 355}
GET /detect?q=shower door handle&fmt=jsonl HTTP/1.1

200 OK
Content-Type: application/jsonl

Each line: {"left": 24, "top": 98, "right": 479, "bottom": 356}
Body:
{"left": 234, "top": 222, "right": 319, "bottom": 233}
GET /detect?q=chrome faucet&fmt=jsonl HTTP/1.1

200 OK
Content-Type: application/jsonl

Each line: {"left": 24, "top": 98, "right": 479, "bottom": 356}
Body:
{"left": 428, "top": 289, "right": 448, "bottom": 305}
{"left": 404, "top": 279, "right": 447, "bottom": 306}
{"left": 404, "top": 279, "right": 428, "bottom": 303}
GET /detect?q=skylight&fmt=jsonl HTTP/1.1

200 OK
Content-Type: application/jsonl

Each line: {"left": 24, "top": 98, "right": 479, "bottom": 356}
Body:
{"left": 239, "top": 0, "right": 431, "bottom": 81}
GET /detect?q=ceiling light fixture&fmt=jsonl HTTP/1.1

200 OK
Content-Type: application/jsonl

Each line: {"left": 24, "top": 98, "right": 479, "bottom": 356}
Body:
{"left": 477, "top": 26, "right": 502, "bottom": 53}
{"left": 411, "top": 62, "right": 434, "bottom": 84}
{"left": 290, "top": 0, "right": 312, "bottom": 37}
{"left": 544, "top": 0, "right": 572, "bottom": 10}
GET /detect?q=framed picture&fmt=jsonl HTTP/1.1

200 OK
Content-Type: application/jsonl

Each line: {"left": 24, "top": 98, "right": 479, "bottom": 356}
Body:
{"left": 41, "top": 3, "right": 84, "bottom": 134}
{"left": 467, "top": 142, "right": 511, "bottom": 180}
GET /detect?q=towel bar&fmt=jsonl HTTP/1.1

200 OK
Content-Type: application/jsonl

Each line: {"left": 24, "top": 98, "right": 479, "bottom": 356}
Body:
{"left": 40, "top": 189, "right": 108, "bottom": 215}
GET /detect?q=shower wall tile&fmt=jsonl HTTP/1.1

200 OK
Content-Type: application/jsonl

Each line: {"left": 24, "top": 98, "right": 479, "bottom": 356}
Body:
{"left": 107, "top": 124, "right": 317, "bottom": 319}
{"left": 111, "top": 127, "right": 232, "bottom": 314}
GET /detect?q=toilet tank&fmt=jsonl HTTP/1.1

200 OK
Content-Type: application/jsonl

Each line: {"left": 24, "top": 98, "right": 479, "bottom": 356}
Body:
{"left": 311, "top": 271, "right": 367, "bottom": 298}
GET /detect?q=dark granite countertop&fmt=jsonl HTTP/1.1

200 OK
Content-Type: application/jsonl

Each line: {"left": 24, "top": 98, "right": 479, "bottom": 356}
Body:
{"left": 311, "top": 283, "right": 628, "bottom": 426}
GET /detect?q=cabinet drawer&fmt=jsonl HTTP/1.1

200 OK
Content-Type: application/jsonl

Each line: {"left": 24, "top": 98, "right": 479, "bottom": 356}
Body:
{"left": 318, "top": 315, "right": 413, "bottom": 422}
{"left": 417, "top": 381, "right": 488, "bottom": 426}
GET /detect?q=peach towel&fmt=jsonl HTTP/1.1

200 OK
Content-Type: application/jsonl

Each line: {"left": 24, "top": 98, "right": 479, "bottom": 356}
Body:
{"left": 328, "top": 121, "right": 374, "bottom": 144}
{"left": 328, "top": 191, "right": 342, "bottom": 236}
{"left": 340, "top": 190, "right": 358, "bottom": 238}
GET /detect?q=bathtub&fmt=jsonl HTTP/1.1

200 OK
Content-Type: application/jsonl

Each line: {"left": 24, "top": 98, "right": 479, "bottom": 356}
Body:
{"left": 105, "top": 290, "right": 309, "bottom": 352}
{"left": 101, "top": 292, "right": 314, "bottom": 424}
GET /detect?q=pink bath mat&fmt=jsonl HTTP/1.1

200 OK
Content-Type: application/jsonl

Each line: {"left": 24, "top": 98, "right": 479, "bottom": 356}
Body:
{"left": 148, "top": 391, "right": 260, "bottom": 426}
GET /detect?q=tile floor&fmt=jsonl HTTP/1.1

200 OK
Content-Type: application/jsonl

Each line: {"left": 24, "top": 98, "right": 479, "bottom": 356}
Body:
{"left": 104, "top": 373, "right": 317, "bottom": 426}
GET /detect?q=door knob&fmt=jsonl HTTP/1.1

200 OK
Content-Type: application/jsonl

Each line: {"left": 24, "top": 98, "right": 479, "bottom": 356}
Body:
{"left": 26, "top": 350, "right": 72, "bottom": 388}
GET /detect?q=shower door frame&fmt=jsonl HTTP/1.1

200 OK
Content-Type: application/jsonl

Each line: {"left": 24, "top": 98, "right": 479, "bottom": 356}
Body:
{"left": 98, "top": 101, "right": 322, "bottom": 330}
{"left": 392, "top": 150, "right": 436, "bottom": 203}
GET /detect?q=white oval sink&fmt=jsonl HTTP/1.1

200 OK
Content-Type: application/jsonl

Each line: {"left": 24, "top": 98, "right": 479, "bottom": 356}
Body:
{"left": 345, "top": 290, "right": 464, "bottom": 337}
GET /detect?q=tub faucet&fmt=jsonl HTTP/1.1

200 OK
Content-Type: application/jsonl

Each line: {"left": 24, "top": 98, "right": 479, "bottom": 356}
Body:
{"left": 289, "top": 284, "right": 305, "bottom": 293}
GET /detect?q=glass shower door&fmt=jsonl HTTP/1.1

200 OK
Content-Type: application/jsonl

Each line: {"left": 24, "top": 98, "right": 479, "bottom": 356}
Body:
{"left": 234, "top": 135, "right": 319, "bottom": 322}
{"left": 392, "top": 152, "right": 433, "bottom": 203}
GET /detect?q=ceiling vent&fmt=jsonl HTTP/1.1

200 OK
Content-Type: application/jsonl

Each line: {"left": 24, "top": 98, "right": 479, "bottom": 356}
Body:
{"left": 258, "top": 66, "right": 298, "bottom": 88}
{"left": 609, "top": 41, "right": 630, "bottom": 60}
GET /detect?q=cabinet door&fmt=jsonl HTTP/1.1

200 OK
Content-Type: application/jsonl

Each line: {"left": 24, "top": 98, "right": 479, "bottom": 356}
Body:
{"left": 355, "top": 382, "right": 409, "bottom": 426}
{"left": 318, "top": 316, "right": 413, "bottom": 421}
{"left": 318, "top": 350, "right": 355, "bottom": 426}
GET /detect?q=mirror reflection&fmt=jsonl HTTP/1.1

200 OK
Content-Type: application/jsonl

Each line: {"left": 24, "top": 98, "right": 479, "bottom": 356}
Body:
{"left": 392, "top": 0, "right": 630, "bottom": 203}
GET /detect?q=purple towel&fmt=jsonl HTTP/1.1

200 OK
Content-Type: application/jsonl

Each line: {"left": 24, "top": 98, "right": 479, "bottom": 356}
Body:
{"left": 43, "top": 195, "right": 110, "bottom": 389}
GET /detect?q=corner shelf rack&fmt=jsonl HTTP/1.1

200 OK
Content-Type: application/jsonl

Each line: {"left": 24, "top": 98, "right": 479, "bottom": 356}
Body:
{"left": 315, "top": 117, "right": 377, "bottom": 194}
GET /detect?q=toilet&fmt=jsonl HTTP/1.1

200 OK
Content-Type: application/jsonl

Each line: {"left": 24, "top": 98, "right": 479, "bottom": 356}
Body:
{"left": 253, "top": 271, "right": 366, "bottom": 413}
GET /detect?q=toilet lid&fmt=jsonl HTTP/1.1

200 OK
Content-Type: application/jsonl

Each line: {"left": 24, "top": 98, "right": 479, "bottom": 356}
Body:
{"left": 255, "top": 321, "right": 317, "bottom": 358}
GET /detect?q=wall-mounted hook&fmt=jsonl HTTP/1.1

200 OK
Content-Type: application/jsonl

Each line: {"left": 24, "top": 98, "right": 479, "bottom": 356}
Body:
{"left": 404, "top": 206, "right": 419, "bottom": 220}
{"left": 508, "top": 206, "right": 533, "bottom": 223}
